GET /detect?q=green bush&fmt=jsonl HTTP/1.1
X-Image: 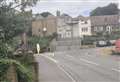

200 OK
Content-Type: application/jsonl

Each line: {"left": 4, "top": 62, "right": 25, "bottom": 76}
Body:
{"left": 0, "top": 58, "right": 33, "bottom": 82}
{"left": 28, "top": 33, "right": 57, "bottom": 53}
{"left": 82, "top": 36, "right": 98, "bottom": 45}
{"left": 82, "top": 32, "right": 120, "bottom": 45}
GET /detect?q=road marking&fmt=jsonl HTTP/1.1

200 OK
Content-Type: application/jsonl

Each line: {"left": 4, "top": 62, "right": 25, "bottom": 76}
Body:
{"left": 66, "top": 55, "right": 99, "bottom": 66}
{"left": 67, "top": 55, "right": 73, "bottom": 58}
{"left": 44, "top": 52, "right": 55, "bottom": 57}
{"left": 112, "top": 68, "right": 120, "bottom": 73}
{"left": 57, "top": 65, "right": 76, "bottom": 82}
{"left": 35, "top": 54, "right": 58, "bottom": 63}
{"left": 80, "top": 58, "right": 100, "bottom": 66}
{"left": 35, "top": 54, "right": 76, "bottom": 82}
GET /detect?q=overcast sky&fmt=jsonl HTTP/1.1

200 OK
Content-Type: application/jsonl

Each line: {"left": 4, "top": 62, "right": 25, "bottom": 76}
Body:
{"left": 31, "top": 0, "right": 119, "bottom": 17}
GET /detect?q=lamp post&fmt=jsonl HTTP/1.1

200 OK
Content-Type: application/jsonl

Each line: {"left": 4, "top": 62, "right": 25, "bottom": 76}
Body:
{"left": 43, "top": 27, "right": 47, "bottom": 37}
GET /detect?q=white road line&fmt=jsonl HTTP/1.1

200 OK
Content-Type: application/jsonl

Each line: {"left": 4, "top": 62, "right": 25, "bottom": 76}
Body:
{"left": 57, "top": 65, "right": 76, "bottom": 82}
{"left": 35, "top": 54, "right": 76, "bottom": 82}
{"left": 36, "top": 54, "right": 58, "bottom": 63}
{"left": 112, "top": 68, "right": 120, "bottom": 73}
{"left": 80, "top": 58, "right": 100, "bottom": 66}
{"left": 44, "top": 55, "right": 58, "bottom": 63}
{"left": 66, "top": 55, "right": 99, "bottom": 66}
{"left": 44, "top": 52, "right": 55, "bottom": 57}
{"left": 67, "top": 55, "right": 73, "bottom": 58}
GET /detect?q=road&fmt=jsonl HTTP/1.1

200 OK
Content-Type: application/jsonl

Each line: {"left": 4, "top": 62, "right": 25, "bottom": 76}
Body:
{"left": 35, "top": 48, "right": 120, "bottom": 82}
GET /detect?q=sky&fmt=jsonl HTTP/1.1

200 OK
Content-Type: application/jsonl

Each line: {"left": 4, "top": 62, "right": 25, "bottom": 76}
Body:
{"left": 30, "top": 0, "right": 119, "bottom": 17}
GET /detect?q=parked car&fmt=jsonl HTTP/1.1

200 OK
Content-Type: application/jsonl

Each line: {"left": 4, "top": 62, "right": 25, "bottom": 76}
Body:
{"left": 112, "top": 39, "right": 120, "bottom": 54}
{"left": 96, "top": 40, "right": 116, "bottom": 47}
{"left": 96, "top": 40, "right": 107, "bottom": 47}
{"left": 109, "top": 40, "right": 116, "bottom": 45}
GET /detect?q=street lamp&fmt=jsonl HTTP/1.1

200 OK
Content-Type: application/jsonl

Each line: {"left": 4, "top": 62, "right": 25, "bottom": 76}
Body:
{"left": 43, "top": 27, "right": 47, "bottom": 37}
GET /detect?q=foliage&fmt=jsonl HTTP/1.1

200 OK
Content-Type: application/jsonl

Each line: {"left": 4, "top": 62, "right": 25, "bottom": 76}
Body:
{"left": 61, "top": 13, "right": 70, "bottom": 17}
{"left": 0, "top": 0, "right": 39, "bottom": 54}
{"left": 40, "top": 12, "right": 53, "bottom": 17}
{"left": 0, "top": 5, "right": 25, "bottom": 42}
{"left": 0, "top": 62, "right": 9, "bottom": 82}
{"left": 82, "top": 30, "right": 120, "bottom": 45}
{"left": 28, "top": 33, "right": 57, "bottom": 52}
{"left": 0, "top": 0, "right": 39, "bottom": 11}
{"left": 14, "top": 53, "right": 35, "bottom": 66}
{"left": 0, "top": 59, "right": 33, "bottom": 82}
{"left": 0, "top": 0, "right": 39, "bottom": 82}
{"left": 90, "top": 3, "right": 119, "bottom": 16}
{"left": 28, "top": 36, "right": 51, "bottom": 52}
{"left": 82, "top": 36, "right": 96, "bottom": 45}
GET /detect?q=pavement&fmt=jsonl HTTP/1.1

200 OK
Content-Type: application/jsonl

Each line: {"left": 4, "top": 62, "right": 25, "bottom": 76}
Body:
{"left": 34, "top": 48, "right": 120, "bottom": 82}
{"left": 35, "top": 54, "right": 73, "bottom": 82}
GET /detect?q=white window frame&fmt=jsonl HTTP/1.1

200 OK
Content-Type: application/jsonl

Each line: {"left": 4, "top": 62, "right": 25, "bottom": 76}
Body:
{"left": 106, "top": 26, "right": 111, "bottom": 32}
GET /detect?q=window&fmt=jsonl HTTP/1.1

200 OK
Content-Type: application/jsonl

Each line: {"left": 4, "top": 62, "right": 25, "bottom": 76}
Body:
{"left": 82, "top": 27, "right": 88, "bottom": 32}
{"left": 97, "top": 26, "right": 103, "bottom": 31}
{"left": 81, "top": 20, "right": 88, "bottom": 24}
{"left": 85, "top": 21, "right": 88, "bottom": 24}
{"left": 106, "top": 26, "right": 111, "bottom": 31}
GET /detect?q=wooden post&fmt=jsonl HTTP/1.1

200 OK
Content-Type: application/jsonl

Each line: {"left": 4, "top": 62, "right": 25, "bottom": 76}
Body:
{"left": 7, "top": 64, "right": 18, "bottom": 82}
{"left": 33, "top": 62, "right": 39, "bottom": 82}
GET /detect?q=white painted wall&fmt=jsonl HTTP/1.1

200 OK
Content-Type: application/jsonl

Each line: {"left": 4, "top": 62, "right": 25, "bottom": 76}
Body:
{"left": 79, "top": 19, "right": 92, "bottom": 37}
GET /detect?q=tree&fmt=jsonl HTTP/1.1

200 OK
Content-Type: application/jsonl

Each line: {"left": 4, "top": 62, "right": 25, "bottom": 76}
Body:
{"left": 0, "top": 59, "right": 32, "bottom": 82}
{"left": 0, "top": 0, "right": 40, "bottom": 41}
{"left": 1, "top": 0, "right": 39, "bottom": 11}
{"left": 40, "top": 12, "right": 53, "bottom": 17}
{"left": 90, "top": 3, "right": 119, "bottom": 16}
{"left": 0, "top": 0, "right": 39, "bottom": 82}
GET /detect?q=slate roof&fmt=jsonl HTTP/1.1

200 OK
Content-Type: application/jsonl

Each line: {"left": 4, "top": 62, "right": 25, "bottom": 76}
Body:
{"left": 79, "top": 17, "right": 89, "bottom": 21}
{"left": 90, "top": 15, "right": 119, "bottom": 26}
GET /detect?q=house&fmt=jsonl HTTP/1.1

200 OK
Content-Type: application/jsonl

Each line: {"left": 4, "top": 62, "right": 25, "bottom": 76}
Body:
{"left": 90, "top": 15, "right": 119, "bottom": 35}
{"left": 32, "top": 14, "right": 57, "bottom": 36}
{"left": 77, "top": 15, "right": 119, "bottom": 37}
{"left": 78, "top": 16, "right": 92, "bottom": 37}
{"left": 56, "top": 13, "right": 73, "bottom": 39}
{"left": 32, "top": 10, "right": 119, "bottom": 39}
{"left": 56, "top": 11, "right": 80, "bottom": 39}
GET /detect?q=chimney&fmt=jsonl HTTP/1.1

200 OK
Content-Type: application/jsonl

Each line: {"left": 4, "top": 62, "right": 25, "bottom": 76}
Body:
{"left": 56, "top": 10, "right": 60, "bottom": 16}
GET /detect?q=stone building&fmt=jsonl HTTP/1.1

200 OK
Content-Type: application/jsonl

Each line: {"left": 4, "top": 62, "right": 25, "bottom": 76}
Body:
{"left": 57, "top": 13, "right": 72, "bottom": 39}
{"left": 32, "top": 11, "right": 119, "bottom": 38}
{"left": 90, "top": 15, "right": 119, "bottom": 35}
{"left": 32, "top": 14, "right": 57, "bottom": 36}
{"left": 78, "top": 15, "right": 119, "bottom": 37}
{"left": 56, "top": 12, "right": 79, "bottom": 39}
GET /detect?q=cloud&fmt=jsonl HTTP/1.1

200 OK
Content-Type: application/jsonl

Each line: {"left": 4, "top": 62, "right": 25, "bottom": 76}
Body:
{"left": 118, "top": 0, "right": 120, "bottom": 9}
{"left": 31, "top": 0, "right": 118, "bottom": 17}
